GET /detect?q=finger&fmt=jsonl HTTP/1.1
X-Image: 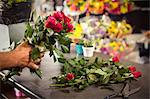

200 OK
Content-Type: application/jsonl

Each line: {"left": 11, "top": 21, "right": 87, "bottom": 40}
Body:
{"left": 18, "top": 41, "right": 30, "bottom": 48}
{"left": 34, "top": 58, "right": 41, "bottom": 65}
{"left": 28, "top": 62, "right": 39, "bottom": 69}
{"left": 40, "top": 53, "right": 44, "bottom": 58}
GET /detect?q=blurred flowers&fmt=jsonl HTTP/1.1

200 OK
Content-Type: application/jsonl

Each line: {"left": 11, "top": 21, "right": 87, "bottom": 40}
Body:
{"left": 65, "top": 0, "right": 134, "bottom": 15}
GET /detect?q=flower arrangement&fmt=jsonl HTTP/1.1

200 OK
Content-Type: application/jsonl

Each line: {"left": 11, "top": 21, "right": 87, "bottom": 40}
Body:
{"left": 65, "top": 0, "right": 134, "bottom": 15}
{"left": 65, "top": 0, "right": 88, "bottom": 13}
{"left": 104, "top": 0, "right": 134, "bottom": 15}
{"left": 107, "top": 20, "right": 132, "bottom": 39}
{"left": 51, "top": 56, "right": 142, "bottom": 90}
{"left": 88, "top": 0, "right": 105, "bottom": 14}
{"left": 4, "top": 11, "right": 74, "bottom": 79}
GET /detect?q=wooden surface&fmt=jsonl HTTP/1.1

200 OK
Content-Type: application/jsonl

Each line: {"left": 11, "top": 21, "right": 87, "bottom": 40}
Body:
{"left": 13, "top": 51, "right": 149, "bottom": 99}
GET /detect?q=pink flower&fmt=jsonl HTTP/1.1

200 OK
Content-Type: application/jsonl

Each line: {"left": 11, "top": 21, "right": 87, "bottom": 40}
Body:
{"left": 45, "top": 16, "right": 56, "bottom": 29}
{"left": 66, "top": 73, "right": 75, "bottom": 80}
{"left": 112, "top": 56, "right": 119, "bottom": 62}
{"left": 132, "top": 71, "right": 142, "bottom": 78}
{"left": 128, "top": 66, "right": 136, "bottom": 72}
{"left": 66, "top": 23, "right": 73, "bottom": 32}
{"left": 53, "top": 23, "right": 63, "bottom": 33}
{"left": 53, "top": 11, "right": 63, "bottom": 21}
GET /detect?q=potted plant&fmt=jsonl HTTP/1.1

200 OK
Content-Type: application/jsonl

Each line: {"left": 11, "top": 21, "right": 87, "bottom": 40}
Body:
{"left": 75, "top": 39, "right": 84, "bottom": 55}
{"left": 82, "top": 40, "right": 94, "bottom": 57}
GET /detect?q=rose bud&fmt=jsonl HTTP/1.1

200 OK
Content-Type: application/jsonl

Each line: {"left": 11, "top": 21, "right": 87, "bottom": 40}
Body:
{"left": 128, "top": 66, "right": 136, "bottom": 72}
{"left": 53, "top": 23, "right": 63, "bottom": 33}
{"left": 45, "top": 16, "right": 56, "bottom": 29}
{"left": 112, "top": 56, "right": 119, "bottom": 62}
{"left": 66, "top": 73, "right": 75, "bottom": 80}
{"left": 132, "top": 71, "right": 142, "bottom": 78}
{"left": 53, "top": 11, "right": 63, "bottom": 21}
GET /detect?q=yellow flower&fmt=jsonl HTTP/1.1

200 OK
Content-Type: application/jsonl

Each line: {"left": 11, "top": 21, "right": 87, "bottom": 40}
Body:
{"left": 110, "top": 2, "right": 119, "bottom": 9}
{"left": 70, "top": 23, "right": 83, "bottom": 39}
{"left": 120, "top": 3, "right": 128, "bottom": 14}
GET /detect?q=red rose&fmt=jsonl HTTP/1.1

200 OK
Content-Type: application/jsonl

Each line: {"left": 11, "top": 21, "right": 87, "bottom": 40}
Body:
{"left": 53, "top": 23, "right": 63, "bottom": 33}
{"left": 53, "top": 11, "right": 63, "bottom": 21}
{"left": 128, "top": 66, "right": 136, "bottom": 72}
{"left": 61, "top": 12, "right": 71, "bottom": 23}
{"left": 132, "top": 71, "right": 142, "bottom": 78}
{"left": 66, "top": 23, "right": 73, "bottom": 32}
{"left": 45, "top": 16, "right": 56, "bottom": 29}
{"left": 66, "top": 73, "right": 75, "bottom": 80}
{"left": 112, "top": 56, "right": 119, "bottom": 62}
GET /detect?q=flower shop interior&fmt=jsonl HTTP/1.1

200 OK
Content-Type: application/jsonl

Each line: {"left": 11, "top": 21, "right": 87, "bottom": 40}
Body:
{"left": 0, "top": 0, "right": 149, "bottom": 99}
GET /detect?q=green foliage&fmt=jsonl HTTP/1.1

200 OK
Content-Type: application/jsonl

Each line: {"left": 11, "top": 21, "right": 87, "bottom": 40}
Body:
{"left": 51, "top": 57, "right": 134, "bottom": 90}
{"left": 31, "top": 47, "right": 41, "bottom": 61}
{"left": 83, "top": 40, "right": 93, "bottom": 47}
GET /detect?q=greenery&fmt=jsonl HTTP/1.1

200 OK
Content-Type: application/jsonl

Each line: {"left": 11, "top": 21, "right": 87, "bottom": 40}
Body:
{"left": 83, "top": 40, "right": 93, "bottom": 47}
{"left": 50, "top": 57, "right": 137, "bottom": 90}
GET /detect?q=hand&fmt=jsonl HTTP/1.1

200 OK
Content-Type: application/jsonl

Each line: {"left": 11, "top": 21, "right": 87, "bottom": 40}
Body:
{"left": 12, "top": 42, "right": 39, "bottom": 69}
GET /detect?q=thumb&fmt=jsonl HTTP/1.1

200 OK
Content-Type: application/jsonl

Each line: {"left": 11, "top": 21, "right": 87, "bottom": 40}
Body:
{"left": 18, "top": 41, "right": 30, "bottom": 48}
{"left": 28, "top": 62, "right": 39, "bottom": 69}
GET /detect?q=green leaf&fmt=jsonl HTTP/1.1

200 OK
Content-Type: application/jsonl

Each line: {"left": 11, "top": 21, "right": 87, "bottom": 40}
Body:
{"left": 53, "top": 54, "right": 57, "bottom": 62}
{"left": 103, "top": 75, "right": 110, "bottom": 84}
{"left": 24, "top": 23, "right": 34, "bottom": 38}
{"left": 35, "top": 69, "right": 42, "bottom": 79}
{"left": 95, "top": 69, "right": 107, "bottom": 75}
{"left": 116, "top": 74, "right": 125, "bottom": 82}
{"left": 58, "top": 58, "right": 66, "bottom": 63}
{"left": 88, "top": 74, "right": 97, "bottom": 81}
{"left": 30, "top": 69, "right": 42, "bottom": 79}
{"left": 61, "top": 45, "right": 69, "bottom": 53}
{"left": 31, "top": 47, "right": 40, "bottom": 60}
{"left": 68, "top": 59, "right": 76, "bottom": 66}
{"left": 54, "top": 48, "right": 64, "bottom": 58}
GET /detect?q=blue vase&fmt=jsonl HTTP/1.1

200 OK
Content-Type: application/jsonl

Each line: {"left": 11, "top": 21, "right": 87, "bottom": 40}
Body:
{"left": 75, "top": 44, "right": 83, "bottom": 55}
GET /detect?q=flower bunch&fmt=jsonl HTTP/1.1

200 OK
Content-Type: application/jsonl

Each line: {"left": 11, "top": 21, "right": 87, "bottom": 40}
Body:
{"left": 4, "top": 11, "right": 74, "bottom": 79}
{"left": 65, "top": 0, "right": 134, "bottom": 15}
{"left": 104, "top": 0, "right": 134, "bottom": 15}
{"left": 66, "top": 0, "right": 88, "bottom": 13}
{"left": 88, "top": 0, "right": 104, "bottom": 14}
{"left": 107, "top": 20, "right": 132, "bottom": 39}
{"left": 45, "top": 11, "right": 73, "bottom": 33}
{"left": 51, "top": 56, "right": 141, "bottom": 90}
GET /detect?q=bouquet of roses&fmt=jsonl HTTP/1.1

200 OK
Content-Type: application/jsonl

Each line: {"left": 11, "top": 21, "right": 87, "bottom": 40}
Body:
{"left": 4, "top": 11, "right": 74, "bottom": 79}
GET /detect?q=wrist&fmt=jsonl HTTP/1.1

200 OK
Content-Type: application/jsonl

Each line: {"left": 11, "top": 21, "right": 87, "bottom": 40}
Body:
{"left": 9, "top": 50, "right": 19, "bottom": 67}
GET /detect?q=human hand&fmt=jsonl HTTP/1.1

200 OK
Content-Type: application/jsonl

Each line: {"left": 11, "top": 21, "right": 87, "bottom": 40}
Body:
{"left": 11, "top": 42, "right": 42, "bottom": 69}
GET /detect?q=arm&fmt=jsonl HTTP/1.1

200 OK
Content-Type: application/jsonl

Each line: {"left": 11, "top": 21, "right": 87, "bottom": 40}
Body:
{"left": 0, "top": 42, "right": 39, "bottom": 70}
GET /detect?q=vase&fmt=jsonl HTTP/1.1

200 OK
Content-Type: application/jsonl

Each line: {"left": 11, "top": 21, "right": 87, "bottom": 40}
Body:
{"left": 75, "top": 44, "right": 83, "bottom": 55}
{"left": 82, "top": 46, "right": 94, "bottom": 57}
